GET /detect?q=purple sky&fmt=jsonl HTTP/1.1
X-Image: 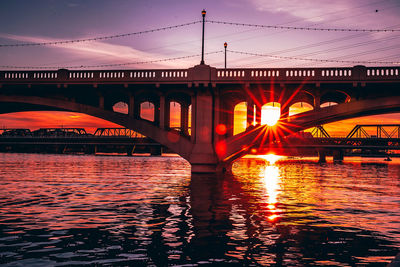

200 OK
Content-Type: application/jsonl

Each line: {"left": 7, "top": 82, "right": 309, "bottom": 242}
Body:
{"left": 0, "top": 0, "right": 399, "bottom": 69}
{"left": 0, "top": 0, "right": 399, "bottom": 133}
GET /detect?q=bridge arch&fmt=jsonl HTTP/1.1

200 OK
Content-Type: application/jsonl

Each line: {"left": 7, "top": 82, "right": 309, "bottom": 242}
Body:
{"left": 140, "top": 101, "right": 155, "bottom": 122}
{"left": 286, "top": 91, "right": 315, "bottom": 109}
{"left": 289, "top": 102, "right": 314, "bottom": 116}
{"left": 222, "top": 95, "right": 400, "bottom": 165}
{"left": 261, "top": 102, "right": 281, "bottom": 126}
{"left": 221, "top": 91, "right": 247, "bottom": 137}
{"left": 233, "top": 101, "right": 247, "bottom": 135}
{"left": 0, "top": 95, "right": 193, "bottom": 161}
{"left": 112, "top": 101, "right": 129, "bottom": 114}
{"left": 320, "top": 90, "right": 350, "bottom": 106}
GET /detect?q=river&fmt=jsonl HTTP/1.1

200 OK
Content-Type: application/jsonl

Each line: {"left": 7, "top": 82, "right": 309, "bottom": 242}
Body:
{"left": 0, "top": 153, "right": 399, "bottom": 266}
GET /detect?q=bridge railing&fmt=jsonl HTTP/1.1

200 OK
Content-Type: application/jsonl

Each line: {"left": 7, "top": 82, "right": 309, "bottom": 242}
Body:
{"left": 0, "top": 69, "right": 190, "bottom": 83}
{"left": 1, "top": 66, "right": 399, "bottom": 83}
{"left": 93, "top": 128, "right": 145, "bottom": 138}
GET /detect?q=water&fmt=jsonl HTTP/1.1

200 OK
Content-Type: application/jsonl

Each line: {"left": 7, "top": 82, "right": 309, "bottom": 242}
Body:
{"left": 0, "top": 153, "right": 399, "bottom": 266}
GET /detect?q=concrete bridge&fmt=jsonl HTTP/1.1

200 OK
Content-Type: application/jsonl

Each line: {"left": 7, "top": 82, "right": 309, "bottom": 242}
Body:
{"left": 0, "top": 64, "right": 399, "bottom": 172}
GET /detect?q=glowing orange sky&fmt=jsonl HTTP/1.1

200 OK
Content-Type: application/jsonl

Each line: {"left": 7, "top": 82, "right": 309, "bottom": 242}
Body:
{"left": 0, "top": 103, "right": 398, "bottom": 136}
{"left": 233, "top": 102, "right": 400, "bottom": 136}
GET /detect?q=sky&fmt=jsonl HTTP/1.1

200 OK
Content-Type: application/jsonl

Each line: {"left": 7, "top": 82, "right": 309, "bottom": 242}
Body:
{"left": 0, "top": 0, "right": 399, "bottom": 135}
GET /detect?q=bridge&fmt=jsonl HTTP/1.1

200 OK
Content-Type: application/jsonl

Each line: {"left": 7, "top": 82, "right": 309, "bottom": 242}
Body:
{"left": 0, "top": 127, "right": 163, "bottom": 155}
{"left": 1, "top": 125, "right": 398, "bottom": 160}
{"left": 260, "top": 124, "right": 400, "bottom": 161}
{"left": 1, "top": 64, "right": 400, "bottom": 172}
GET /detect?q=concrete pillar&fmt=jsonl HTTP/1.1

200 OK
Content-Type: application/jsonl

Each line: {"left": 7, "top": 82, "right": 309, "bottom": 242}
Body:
{"left": 150, "top": 145, "right": 162, "bottom": 156}
{"left": 255, "top": 104, "right": 262, "bottom": 125}
{"left": 213, "top": 93, "right": 222, "bottom": 142}
{"left": 191, "top": 95, "right": 197, "bottom": 142}
{"left": 227, "top": 107, "right": 234, "bottom": 137}
{"left": 98, "top": 94, "right": 104, "bottom": 109}
{"left": 318, "top": 149, "right": 326, "bottom": 163}
{"left": 189, "top": 90, "right": 219, "bottom": 173}
{"left": 127, "top": 145, "right": 134, "bottom": 156}
{"left": 246, "top": 98, "right": 255, "bottom": 128}
{"left": 128, "top": 94, "right": 134, "bottom": 117}
{"left": 181, "top": 103, "right": 189, "bottom": 135}
{"left": 134, "top": 100, "right": 141, "bottom": 120}
{"left": 333, "top": 149, "right": 344, "bottom": 162}
{"left": 314, "top": 91, "right": 321, "bottom": 110}
{"left": 158, "top": 95, "right": 168, "bottom": 129}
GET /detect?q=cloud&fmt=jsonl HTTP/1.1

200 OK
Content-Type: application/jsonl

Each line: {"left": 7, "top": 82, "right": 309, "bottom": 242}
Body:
{"left": 251, "top": 0, "right": 350, "bottom": 22}
{"left": 248, "top": 0, "right": 400, "bottom": 28}
{"left": 0, "top": 33, "right": 196, "bottom": 68}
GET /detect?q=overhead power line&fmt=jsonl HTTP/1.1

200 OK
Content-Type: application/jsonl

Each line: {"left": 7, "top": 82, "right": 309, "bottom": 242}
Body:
{"left": 0, "top": 51, "right": 223, "bottom": 69}
{"left": 227, "top": 50, "right": 400, "bottom": 65}
{"left": 206, "top": 20, "right": 400, "bottom": 32}
{"left": 0, "top": 21, "right": 201, "bottom": 47}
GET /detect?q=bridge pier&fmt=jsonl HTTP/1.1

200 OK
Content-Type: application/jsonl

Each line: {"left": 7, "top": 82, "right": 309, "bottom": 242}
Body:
{"left": 189, "top": 89, "right": 219, "bottom": 173}
{"left": 150, "top": 146, "right": 162, "bottom": 156}
{"left": 318, "top": 149, "right": 327, "bottom": 163}
{"left": 246, "top": 98, "right": 255, "bottom": 128}
{"left": 333, "top": 149, "right": 344, "bottom": 162}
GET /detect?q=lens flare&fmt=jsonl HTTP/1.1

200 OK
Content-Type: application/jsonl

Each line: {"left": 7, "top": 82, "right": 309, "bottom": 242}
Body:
{"left": 261, "top": 105, "right": 280, "bottom": 126}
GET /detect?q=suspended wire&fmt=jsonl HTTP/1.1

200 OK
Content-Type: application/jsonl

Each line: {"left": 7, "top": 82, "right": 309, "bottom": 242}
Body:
{"left": 227, "top": 50, "right": 400, "bottom": 65}
{"left": 206, "top": 20, "right": 400, "bottom": 32}
{"left": 0, "top": 21, "right": 201, "bottom": 47}
{"left": 0, "top": 51, "right": 223, "bottom": 69}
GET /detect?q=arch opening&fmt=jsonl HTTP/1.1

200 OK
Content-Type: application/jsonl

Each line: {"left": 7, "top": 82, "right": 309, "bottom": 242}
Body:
{"left": 262, "top": 102, "right": 280, "bottom": 126}
{"left": 234, "top": 102, "right": 247, "bottom": 135}
{"left": 169, "top": 101, "right": 181, "bottom": 130}
{"left": 321, "top": 91, "right": 350, "bottom": 105}
{"left": 289, "top": 102, "right": 313, "bottom": 116}
{"left": 320, "top": 102, "right": 338, "bottom": 108}
{"left": 140, "top": 101, "right": 155, "bottom": 122}
{"left": 112, "top": 101, "right": 128, "bottom": 114}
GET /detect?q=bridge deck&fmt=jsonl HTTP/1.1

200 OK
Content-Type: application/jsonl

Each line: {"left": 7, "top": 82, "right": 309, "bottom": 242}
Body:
{"left": 1, "top": 66, "right": 399, "bottom": 84}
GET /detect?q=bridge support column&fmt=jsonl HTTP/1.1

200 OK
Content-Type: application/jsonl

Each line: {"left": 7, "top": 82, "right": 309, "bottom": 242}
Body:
{"left": 191, "top": 95, "right": 197, "bottom": 141}
{"left": 247, "top": 99, "right": 255, "bottom": 128}
{"left": 333, "top": 149, "right": 344, "bottom": 162}
{"left": 189, "top": 90, "right": 219, "bottom": 173}
{"left": 150, "top": 145, "right": 162, "bottom": 156}
{"left": 318, "top": 149, "right": 327, "bottom": 163}
{"left": 127, "top": 145, "right": 134, "bottom": 156}
{"left": 255, "top": 105, "right": 261, "bottom": 125}
{"left": 128, "top": 94, "right": 134, "bottom": 117}
{"left": 98, "top": 94, "right": 104, "bottom": 109}
{"left": 181, "top": 103, "right": 189, "bottom": 135}
{"left": 159, "top": 95, "right": 169, "bottom": 129}
{"left": 314, "top": 91, "right": 321, "bottom": 110}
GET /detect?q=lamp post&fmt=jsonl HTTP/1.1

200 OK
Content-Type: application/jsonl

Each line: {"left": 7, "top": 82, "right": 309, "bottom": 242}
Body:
{"left": 201, "top": 9, "right": 206, "bottom": 65}
{"left": 224, "top": 42, "right": 227, "bottom": 69}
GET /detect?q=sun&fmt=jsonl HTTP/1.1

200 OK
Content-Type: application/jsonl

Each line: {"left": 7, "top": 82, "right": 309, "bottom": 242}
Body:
{"left": 261, "top": 105, "right": 281, "bottom": 126}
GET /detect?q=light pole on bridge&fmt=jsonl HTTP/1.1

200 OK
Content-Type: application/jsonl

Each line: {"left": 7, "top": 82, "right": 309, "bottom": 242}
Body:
{"left": 201, "top": 9, "right": 206, "bottom": 65}
{"left": 224, "top": 42, "right": 227, "bottom": 69}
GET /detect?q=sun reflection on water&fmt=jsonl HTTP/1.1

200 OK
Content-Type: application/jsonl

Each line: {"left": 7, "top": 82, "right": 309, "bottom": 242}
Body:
{"left": 259, "top": 154, "right": 283, "bottom": 222}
